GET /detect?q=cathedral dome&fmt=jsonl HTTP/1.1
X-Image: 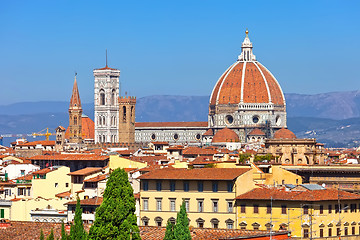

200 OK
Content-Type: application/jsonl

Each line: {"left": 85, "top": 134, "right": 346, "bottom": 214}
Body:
{"left": 212, "top": 128, "right": 240, "bottom": 143}
{"left": 273, "top": 128, "right": 296, "bottom": 140}
{"left": 209, "top": 31, "right": 285, "bottom": 107}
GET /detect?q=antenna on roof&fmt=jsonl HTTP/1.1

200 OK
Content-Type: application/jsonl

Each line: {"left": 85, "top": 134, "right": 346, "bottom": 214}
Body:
{"left": 106, "top": 49, "right": 108, "bottom": 67}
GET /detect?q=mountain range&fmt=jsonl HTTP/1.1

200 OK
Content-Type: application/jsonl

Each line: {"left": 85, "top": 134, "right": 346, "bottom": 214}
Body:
{"left": 1, "top": 91, "right": 360, "bottom": 148}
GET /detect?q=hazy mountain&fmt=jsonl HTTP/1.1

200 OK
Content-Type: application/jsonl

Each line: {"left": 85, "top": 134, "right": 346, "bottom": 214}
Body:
{"left": 1, "top": 91, "right": 360, "bottom": 147}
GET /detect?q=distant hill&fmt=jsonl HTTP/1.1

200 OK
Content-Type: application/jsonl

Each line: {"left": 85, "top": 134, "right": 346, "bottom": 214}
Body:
{"left": 1, "top": 91, "right": 360, "bottom": 147}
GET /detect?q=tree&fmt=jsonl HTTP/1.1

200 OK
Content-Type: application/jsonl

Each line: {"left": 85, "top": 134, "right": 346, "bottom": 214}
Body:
{"left": 174, "top": 202, "right": 192, "bottom": 240}
{"left": 46, "top": 228, "right": 54, "bottom": 240}
{"left": 88, "top": 168, "right": 140, "bottom": 240}
{"left": 69, "top": 197, "right": 87, "bottom": 240}
{"left": 61, "top": 221, "right": 68, "bottom": 240}
{"left": 40, "top": 229, "right": 45, "bottom": 240}
{"left": 163, "top": 220, "right": 175, "bottom": 240}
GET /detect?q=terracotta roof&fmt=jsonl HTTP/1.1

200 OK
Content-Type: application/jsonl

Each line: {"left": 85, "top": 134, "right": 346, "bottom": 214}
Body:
{"left": 151, "top": 141, "right": 169, "bottom": 145}
{"left": 210, "top": 60, "right": 285, "bottom": 106}
{"left": 29, "top": 153, "right": 109, "bottom": 161}
{"left": 17, "top": 141, "right": 55, "bottom": 147}
{"left": 32, "top": 168, "right": 54, "bottom": 175}
{"left": 135, "top": 122, "right": 208, "bottom": 128}
{"left": 14, "top": 173, "right": 33, "bottom": 181}
{"left": 183, "top": 146, "right": 218, "bottom": 155}
{"left": 248, "top": 128, "right": 266, "bottom": 136}
{"left": 236, "top": 187, "right": 360, "bottom": 201}
{"left": 95, "top": 66, "right": 118, "bottom": 71}
{"left": 212, "top": 128, "right": 240, "bottom": 143}
{"left": 68, "top": 167, "right": 102, "bottom": 176}
{"left": 55, "top": 190, "right": 71, "bottom": 198}
{"left": 202, "top": 129, "right": 214, "bottom": 136}
{"left": 138, "top": 168, "right": 251, "bottom": 180}
{"left": 273, "top": 128, "right": 297, "bottom": 139}
{"left": 116, "top": 149, "right": 135, "bottom": 156}
{"left": 66, "top": 196, "right": 102, "bottom": 206}
{"left": 167, "top": 145, "right": 184, "bottom": 151}
{"left": 139, "top": 226, "right": 288, "bottom": 240}
{"left": 83, "top": 174, "right": 107, "bottom": 182}
{"left": 65, "top": 116, "right": 95, "bottom": 140}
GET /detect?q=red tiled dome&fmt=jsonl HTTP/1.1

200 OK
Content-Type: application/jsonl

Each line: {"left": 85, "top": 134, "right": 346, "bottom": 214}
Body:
{"left": 212, "top": 128, "right": 240, "bottom": 143}
{"left": 210, "top": 61, "right": 285, "bottom": 106}
{"left": 273, "top": 128, "right": 296, "bottom": 139}
{"left": 248, "top": 128, "right": 266, "bottom": 136}
{"left": 65, "top": 115, "right": 95, "bottom": 140}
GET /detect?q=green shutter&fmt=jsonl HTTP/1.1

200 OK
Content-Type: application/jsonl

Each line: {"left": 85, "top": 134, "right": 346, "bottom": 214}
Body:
{"left": 0, "top": 209, "right": 4, "bottom": 218}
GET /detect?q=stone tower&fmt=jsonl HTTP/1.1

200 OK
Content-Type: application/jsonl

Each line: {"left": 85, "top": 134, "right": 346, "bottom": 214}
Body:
{"left": 68, "top": 75, "right": 83, "bottom": 144}
{"left": 118, "top": 96, "right": 136, "bottom": 144}
{"left": 94, "top": 63, "right": 120, "bottom": 144}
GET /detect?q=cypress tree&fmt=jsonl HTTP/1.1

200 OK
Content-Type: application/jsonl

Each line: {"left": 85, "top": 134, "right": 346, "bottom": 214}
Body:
{"left": 88, "top": 168, "right": 140, "bottom": 240}
{"left": 46, "top": 228, "right": 54, "bottom": 240}
{"left": 61, "top": 221, "right": 68, "bottom": 240}
{"left": 163, "top": 220, "right": 175, "bottom": 240}
{"left": 40, "top": 229, "right": 45, "bottom": 240}
{"left": 69, "top": 197, "right": 87, "bottom": 240}
{"left": 174, "top": 202, "right": 192, "bottom": 240}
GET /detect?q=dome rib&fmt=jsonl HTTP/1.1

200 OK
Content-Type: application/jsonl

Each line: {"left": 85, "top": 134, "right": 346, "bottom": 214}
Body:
{"left": 254, "top": 62, "right": 272, "bottom": 103}
{"left": 240, "top": 62, "right": 247, "bottom": 103}
{"left": 209, "top": 62, "right": 236, "bottom": 106}
{"left": 216, "top": 61, "right": 241, "bottom": 104}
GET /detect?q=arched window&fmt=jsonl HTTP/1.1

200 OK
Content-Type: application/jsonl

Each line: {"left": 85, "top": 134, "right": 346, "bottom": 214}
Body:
{"left": 102, "top": 135, "right": 106, "bottom": 143}
{"left": 103, "top": 116, "right": 106, "bottom": 126}
{"left": 100, "top": 89, "right": 105, "bottom": 105}
{"left": 131, "top": 106, "right": 134, "bottom": 121}
{"left": 123, "top": 106, "right": 127, "bottom": 122}
{"left": 73, "top": 116, "right": 77, "bottom": 125}
{"left": 111, "top": 89, "right": 116, "bottom": 105}
{"left": 98, "top": 116, "right": 101, "bottom": 126}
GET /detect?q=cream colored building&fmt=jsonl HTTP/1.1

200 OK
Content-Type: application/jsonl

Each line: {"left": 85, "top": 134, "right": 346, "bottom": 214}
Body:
{"left": 236, "top": 184, "right": 360, "bottom": 239}
{"left": 138, "top": 167, "right": 256, "bottom": 229}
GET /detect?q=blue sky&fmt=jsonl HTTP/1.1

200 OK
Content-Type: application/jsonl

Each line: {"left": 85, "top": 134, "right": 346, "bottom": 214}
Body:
{"left": 0, "top": 0, "right": 359, "bottom": 105}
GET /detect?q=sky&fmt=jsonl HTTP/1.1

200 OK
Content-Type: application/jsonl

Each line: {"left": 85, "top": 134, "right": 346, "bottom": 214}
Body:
{"left": 0, "top": 0, "right": 359, "bottom": 105}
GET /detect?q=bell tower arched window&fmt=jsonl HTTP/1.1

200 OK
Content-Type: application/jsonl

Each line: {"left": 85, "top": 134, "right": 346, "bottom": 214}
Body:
{"left": 100, "top": 89, "right": 105, "bottom": 105}
{"left": 73, "top": 116, "right": 77, "bottom": 125}
{"left": 111, "top": 89, "right": 116, "bottom": 105}
{"left": 123, "top": 106, "right": 127, "bottom": 122}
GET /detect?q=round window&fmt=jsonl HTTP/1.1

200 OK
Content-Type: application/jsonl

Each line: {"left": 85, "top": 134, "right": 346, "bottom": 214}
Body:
{"left": 275, "top": 115, "right": 281, "bottom": 126}
{"left": 252, "top": 115, "right": 259, "bottom": 124}
{"left": 173, "top": 133, "right": 179, "bottom": 140}
{"left": 151, "top": 134, "right": 156, "bottom": 140}
{"left": 195, "top": 134, "right": 201, "bottom": 140}
{"left": 225, "top": 115, "right": 234, "bottom": 125}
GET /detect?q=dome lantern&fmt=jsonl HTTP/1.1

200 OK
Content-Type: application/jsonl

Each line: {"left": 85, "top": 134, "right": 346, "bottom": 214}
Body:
{"left": 238, "top": 29, "right": 256, "bottom": 62}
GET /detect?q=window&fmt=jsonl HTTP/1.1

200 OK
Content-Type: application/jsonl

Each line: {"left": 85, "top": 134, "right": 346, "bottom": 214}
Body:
{"left": 281, "top": 205, "right": 287, "bottom": 214}
{"left": 212, "top": 181, "right": 218, "bottom": 192}
{"left": 183, "top": 181, "right": 189, "bottom": 192}
{"left": 253, "top": 204, "right": 259, "bottom": 214}
{"left": 345, "top": 227, "right": 348, "bottom": 236}
{"left": 303, "top": 205, "right": 309, "bottom": 215}
{"left": 303, "top": 229, "right": 309, "bottom": 238}
{"left": 335, "top": 204, "right": 341, "bottom": 213}
{"left": 66, "top": 183, "right": 69, "bottom": 188}
{"left": 252, "top": 223, "right": 260, "bottom": 230}
{"left": 170, "top": 181, "right": 176, "bottom": 192}
{"left": 227, "top": 181, "right": 233, "bottom": 192}
{"left": 0, "top": 209, "right": 4, "bottom": 218}
{"left": 240, "top": 204, "right": 246, "bottom": 213}
{"left": 198, "top": 200, "right": 204, "bottom": 212}
{"left": 55, "top": 183, "right": 58, "bottom": 188}
{"left": 350, "top": 203, "right": 357, "bottom": 212}
{"left": 184, "top": 199, "right": 190, "bottom": 212}
{"left": 123, "top": 106, "right": 127, "bottom": 121}
{"left": 337, "top": 227, "right": 341, "bottom": 236}
{"left": 111, "top": 89, "right": 116, "bottom": 105}
{"left": 143, "top": 199, "right": 148, "bottom": 211}
{"left": 213, "top": 200, "right": 218, "bottom": 212}
{"left": 228, "top": 201, "right": 233, "bottom": 213}
{"left": 100, "top": 90, "right": 105, "bottom": 105}
{"left": 266, "top": 205, "right": 272, "bottom": 214}
{"left": 196, "top": 218, "right": 204, "bottom": 228}
{"left": 143, "top": 181, "right": 149, "bottom": 191}
{"left": 211, "top": 218, "right": 219, "bottom": 229}
{"left": 328, "top": 228, "right": 332, "bottom": 237}
{"left": 170, "top": 199, "right": 176, "bottom": 212}
{"left": 320, "top": 228, "right": 324, "bottom": 237}
{"left": 320, "top": 205, "right": 323, "bottom": 214}
{"left": 328, "top": 204, "right": 332, "bottom": 213}
{"left": 155, "top": 217, "right": 163, "bottom": 227}
{"left": 198, "top": 181, "right": 203, "bottom": 192}
{"left": 226, "top": 219, "right": 234, "bottom": 229}
{"left": 156, "top": 181, "right": 162, "bottom": 191}
{"left": 352, "top": 226, "right": 355, "bottom": 235}
{"left": 156, "top": 199, "right": 162, "bottom": 211}
{"left": 344, "top": 204, "right": 348, "bottom": 213}
{"left": 20, "top": 170, "right": 25, "bottom": 176}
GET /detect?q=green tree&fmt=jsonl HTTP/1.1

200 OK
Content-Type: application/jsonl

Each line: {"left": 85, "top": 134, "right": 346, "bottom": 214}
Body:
{"left": 46, "top": 228, "right": 54, "bottom": 240}
{"left": 61, "top": 221, "right": 68, "bottom": 240}
{"left": 69, "top": 197, "right": 87, "bottom": 240}
{"left": 88, "top": 168, "right": 140, "bottom": 240}
{"left": 239, "top": 153, "right": 251, "bottom": 164}
{"left": 174, "top": 202, "right": 192, "bottom": 240}
{"left": 163, "top": 220, "right": 175, "bottom": 240}
{"left": 40, "top": 229, "right": 45, "bottom": 240}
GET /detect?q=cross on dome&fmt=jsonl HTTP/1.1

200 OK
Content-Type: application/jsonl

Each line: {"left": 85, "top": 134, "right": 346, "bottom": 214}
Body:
{"left": 238, "top": 29, "right": 256, "bottom": 61}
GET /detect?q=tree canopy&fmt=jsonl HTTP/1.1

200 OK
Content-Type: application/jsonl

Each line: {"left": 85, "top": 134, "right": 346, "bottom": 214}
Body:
{"left": 173, "top": 202, "right": 192, "bottom": 240}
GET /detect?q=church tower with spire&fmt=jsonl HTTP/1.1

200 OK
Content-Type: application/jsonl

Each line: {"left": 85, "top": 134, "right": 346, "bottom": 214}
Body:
{"left": 68, "top": 74, "right": 83, "bottom": 144}
{"left": 93, "top": 53, "right": 120, "bottom": 144}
